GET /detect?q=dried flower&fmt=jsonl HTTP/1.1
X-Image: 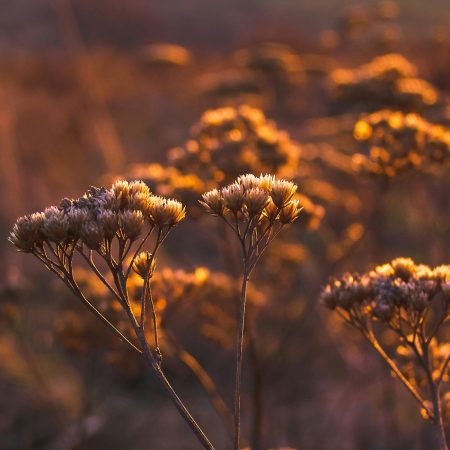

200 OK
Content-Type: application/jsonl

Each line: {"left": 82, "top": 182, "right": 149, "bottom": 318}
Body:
{"left": 199, "top": 189, "right": 224, "bottom": 216}
{"left": 119, "top": 210, "right": 144, "bottom": 240}
{"left": 9, "top": 213, "right": 45, "bottom": 252}
{"left": 148, "top": 197, "right": 186, "bottom": 227}
{"left": 271, "top": 180, "right": 298, "bottom": 208}
{"left": 133, "top": 251, "right": 156, "bottom": 279}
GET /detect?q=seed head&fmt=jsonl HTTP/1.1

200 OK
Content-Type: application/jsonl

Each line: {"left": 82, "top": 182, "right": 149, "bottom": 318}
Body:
{"left": 279, "top": 200, "right": 302, "bottom": 224}
{"left": 119, "top": 210, "right": 144, "bottom": 240}
{"left": 271, "top": 180, "right": 297, "bottom": 208}
{"left": 9, "top": 212, "right": 45, "bottom": 252}
{"left": 110, "top": 180, "right": 131, "bottom": 211}
{"left": 258, "top": 174, "right": 275, "bottom": 191}
{"left": 133, "top": 251, "right": 157, "bottom": 279}
{"left": 244, "top": 188, "right": 270, "bottom": 216}
{"left": 80, "top": 220, "right": 104, "bottom": 249}
{"left": 148, "top": 197, "right": 185, "bottom": 227}
{"left": 98, "top": 210, "right": 119, "bottom": 240}
{"left": 263, "top": 199, "right": 279, "bottom": 221}
{"left": 237, "top": 174, "right": 260, "bottom": 191}
{"left": 67, "top": 208, "right": 91, "bottom": 237}
{"left": 200, "top": 189, "right": 224, "bottom": 216}
{"left": 42, "top": 207, "right": 70, "bottom": 243}
{"left": 222, "top": 183, "right": 245, "bottom": 213}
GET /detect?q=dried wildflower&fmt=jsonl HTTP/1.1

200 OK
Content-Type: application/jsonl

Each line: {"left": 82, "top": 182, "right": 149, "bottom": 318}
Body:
{"left": 133, "top": 251, "right": 156, "bottom": 279}
{"left": 244, "top": 188, "right": 270, "bottom": 216}
{"left": 97, "top": 210, "right": 119, "bottom": 240}
{"left": 148, "top": 197, "right": 186, "bottom": 227}
{"left": 222, "top": 183, "right": 245, "bottom": 213}
{"left": 42, "top": 207, "right": 70, "bottom": 243}
{"left": 199, "top": 189, "right": 224, "bottom": 216}
{"left": 8, "top": 181, "right": 214, "bottom": 449}
{"left": 279, "top": 200, "right": 302, "bottom": 224}
{"left": 201, "top": 173, "right": 302, "bottom": 450}
{"left": 321, "top": 258, "right": 450, "bottom": 447}
{"left": 271, "top": 179, "right": 297, "bottom": 208}
{"left": 118, "top": 210, "right": 144, "bottom": 240}
{"left": 8, "top": 212, "right": 45, "bottom": 252}
{"left": 80, "top": 220, "right": 104, "bottom": 250}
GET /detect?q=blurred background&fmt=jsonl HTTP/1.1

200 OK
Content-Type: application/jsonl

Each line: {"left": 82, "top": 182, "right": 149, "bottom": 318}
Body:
{"left": 0, "top": 0, "right": 449, "bottom": 449}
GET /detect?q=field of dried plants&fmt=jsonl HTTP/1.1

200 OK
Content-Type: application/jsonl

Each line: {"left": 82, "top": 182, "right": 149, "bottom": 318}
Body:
{"left": 1, "top": 1, "right": 449, "bottom": 449}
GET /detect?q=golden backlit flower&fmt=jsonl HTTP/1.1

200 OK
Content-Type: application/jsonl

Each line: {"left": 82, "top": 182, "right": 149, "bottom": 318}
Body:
{"left": 133, "top": 251, "right": 156, "bottom": 279}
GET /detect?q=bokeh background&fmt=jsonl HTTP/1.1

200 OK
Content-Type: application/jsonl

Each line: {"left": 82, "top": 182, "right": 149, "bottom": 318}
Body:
{"left": 0, "top": 1, "right": 449, "bottom": 449}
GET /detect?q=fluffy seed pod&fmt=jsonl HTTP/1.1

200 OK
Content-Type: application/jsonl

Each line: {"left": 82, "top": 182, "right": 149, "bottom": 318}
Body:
{"left": 237, "top": 174, "right": 260, "bottom": 191}
{"left": 271, "top": 180, "right": 297, "bottom": 208}
{"left": 200, "top": 189, "right": 224, "bottom": 216}
{"left": 258, "top": 174, "right": 275, "bottom": 191}
{"left": 42, "top": 207, "right": 70, "bottom": 243}
{"left": 98, "top": 210, "right": 119, "bottom": 240}
{"left": 110, "top": 180, "right": 131, "bottom": 211}
{"left": 119, "top": 210, "right": 144, "bottom": 240}
{"left": 244, "top": 188, "right": 270, "bottom": 216}
{"left": 279, "top": 200, "right": 302, "bottom": 224}
{"left": 222, "top": 183, "right": 245, "bottom": 213}
{"left": 133, "top": 251, "right": 157, "bottom": 279}
{"left": 148, "top": 197, "right": 186, "bottom": 227}
{"left": 80, "top": 221, "right": 104, "bottom": 249}
{"left": 263, "top": 199, "right": 280, "bottom": 221}
{"left": 67, "top": 208, "right": 91, "bottom": 238}
{"left": 9, "top": 212, "right": 45, "bottom": 252}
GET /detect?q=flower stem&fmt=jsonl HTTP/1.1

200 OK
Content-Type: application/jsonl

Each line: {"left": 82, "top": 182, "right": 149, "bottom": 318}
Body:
{"left": 135, "top": 328, "right": 216, "bottom": 450}
{"left": 234, "top": 269, "right": 249, "bottom": 450}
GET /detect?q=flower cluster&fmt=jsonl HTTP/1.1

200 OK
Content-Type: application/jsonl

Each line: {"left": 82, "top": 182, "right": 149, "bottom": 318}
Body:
{"left": 321, "top": 257, "right": 449, "bottom": 318}
{"left": 321, "top": 258, "right": 449, "bottom": 424}
{"left": 168, "top": 106, "right": 300, "bottom": 183}
{"left": 352, "top": 110, "right": 450, "bottom": 176}
{"left": 329, "top": 53, "right": 439, "bottom": 110}
{"left": 201, "top": 174, "right": 302, "bottom": 269}
{"left": 9, "top": 180, "right": 185, "bottom": 253}
{"left": 201, "top": 173, "right": 301, "bottom": 223}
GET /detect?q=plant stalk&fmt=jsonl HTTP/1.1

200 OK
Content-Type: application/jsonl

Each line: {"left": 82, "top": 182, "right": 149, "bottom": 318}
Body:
{"left": 234, "top": 269, "right": 249, "bottom": 450}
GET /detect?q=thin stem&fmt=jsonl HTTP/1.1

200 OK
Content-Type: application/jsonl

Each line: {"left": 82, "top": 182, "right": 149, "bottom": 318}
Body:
{"left": 421, "top": 341, "right": 448, "bottom": 450}
{"left": 78, "top": 250, "right": 122, "bottom": 302}
{"left": 134, "top": 327, "right": 216, "bottom": 450}
{"left": 364, "top": 330, "right": 433, "bottom": 418}
{"left": 437, "top": 353, "right": 450, "bottom": 388}
{"left": 234, "top": 266, "right": 250, "bottom": 450}
{"left": 248, "top": 324, "right": 263, "bottom": 450}
{"left": 167, "top": 331, "right": 234, "bottom": 438}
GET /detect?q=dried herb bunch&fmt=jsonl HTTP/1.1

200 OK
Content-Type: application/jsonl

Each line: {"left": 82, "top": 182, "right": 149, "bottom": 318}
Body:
{"left": 201, "top": 173, "right": 302, "bottom": 450}
{"left": 9, "top": 180, "right": 217, "bottom": 450}
{"left": 353, "top": 110, "right": 450, "bottom": 176}
{"left": 320, "top": 258, "right": 450, "bottom": 449}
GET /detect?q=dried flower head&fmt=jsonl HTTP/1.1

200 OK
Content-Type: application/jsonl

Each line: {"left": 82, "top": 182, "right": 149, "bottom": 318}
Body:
{"left": 199, "top": 188, "right": 224, "bottom": 216}
{"left": 133, "top": 251, "right": 157, "bottom": 279}
{"left": 271, "top": 179, "right": 298, "bottom": 208}
{"left": 148, "top": 197, "right": 186, "bottom": 227}
{"left": 200, "top": 174, "right": 302, "bottom": 270}
{"left": 8, "top": 212, "right": 45, "bottom": 252}
{"left": 321, "top": 258, "right": 450, "bottom": 434}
